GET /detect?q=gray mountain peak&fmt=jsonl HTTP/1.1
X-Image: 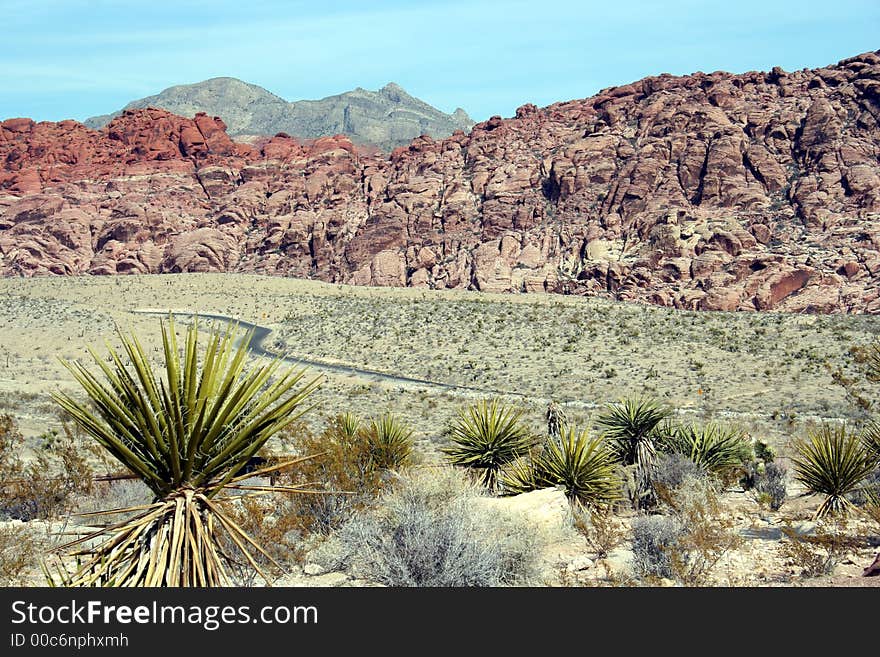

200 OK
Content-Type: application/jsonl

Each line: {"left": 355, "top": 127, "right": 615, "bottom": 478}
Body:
{"left": 84, "top": 78, "right": 474, "bottom": 151}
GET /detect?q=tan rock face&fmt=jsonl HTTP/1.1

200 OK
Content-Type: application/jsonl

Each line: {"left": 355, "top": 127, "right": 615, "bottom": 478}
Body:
{"left": 2, "top": 51, "right": 880, "bottom": 312}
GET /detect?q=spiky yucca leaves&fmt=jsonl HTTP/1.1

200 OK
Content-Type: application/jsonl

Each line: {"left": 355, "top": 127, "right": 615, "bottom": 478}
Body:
{"left": 866, "top": 339, "right": 880, "bottom": 382}
{"left": 336, "top": 412, "right": 363, "bottom": 441}
{"left": 49, "top": 318, "right": 322, "bottom": 586}
{"left": 596, "top": 397, "right": 671, "bottom": 467}
{"left": 533, "top": 428, "right": 620, "bottom": 507}
{"left": 442, "top": 399, "right": 535, "bottom": 491}
{"left": 792, "top": 425, "right": 878, "bottom": 519}
{"left": 363, "top": 413, "right": 413, "bottom": 471}
{"left": 863, "top": 420, "right": 880, "bottom": 461}
{"left": 663, "top": 423, "right": 750, "bottom": 477}
{"left": 595, "top": 397, "right": 670, "bottom": 508}
{"left": 498, "top": 456, "right": 541, "bottom": 496}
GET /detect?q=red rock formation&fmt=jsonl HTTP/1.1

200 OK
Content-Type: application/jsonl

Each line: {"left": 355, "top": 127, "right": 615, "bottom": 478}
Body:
{"left": 2, "top": 51, "right": 880, "bottom": 312}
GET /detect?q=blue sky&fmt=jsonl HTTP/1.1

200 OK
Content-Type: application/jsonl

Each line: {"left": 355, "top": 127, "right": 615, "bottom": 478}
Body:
{"left": 1, "top": 0, "right": 877, "bottom": 123}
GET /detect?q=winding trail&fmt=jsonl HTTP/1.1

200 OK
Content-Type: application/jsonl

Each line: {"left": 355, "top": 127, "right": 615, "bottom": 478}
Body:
{"left": 129, "top": 309, "right": 849, "bottom": 426}
{"left": 131, "top": 308, "right": 534, "bottom": 402}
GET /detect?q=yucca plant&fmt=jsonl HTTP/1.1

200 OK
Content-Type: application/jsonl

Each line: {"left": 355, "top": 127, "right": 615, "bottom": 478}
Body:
{"left": 498, "top": 456, "right": 541, "bottom": 496}
{"left": 336, "top": 412, "right": 363, "bottom": 442}
{"left": 792, "top": 424, "right": 878, "bottom": 518}
{"left": 533, "top": 428, "right": 620, "bottom": 507}
{"left": 442, "top": 399, "right": 535, "bottom": 491}
{"left": 48, "top": 318, "right": 323, "bottom": 586}
{"left": 595, "top": 397, "right": 671, "bottom": 467}
{"left": 663, "top": 422, "right": 749, "bottom": 478}
{"left": 866, "top": 339, "right": 880, "bottom": 382}
{"left": 595, "top": 397, "right": 670, "bottom": 508}
{"left": 863, "top": 420, "right": 880, "bottom": 461}
{"left": 363, "top": 413, "right": 413, "bottom": 471}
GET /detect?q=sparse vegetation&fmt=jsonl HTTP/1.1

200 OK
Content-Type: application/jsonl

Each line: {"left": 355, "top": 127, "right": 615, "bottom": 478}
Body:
{"left": 0, "top": 416, "right": 94, "bottom": 521}
{"left": 2, "top": 275, "right": 880, "bottom": 587}
{"left": 331, "top": 468, "right": 541, "bottom": 586}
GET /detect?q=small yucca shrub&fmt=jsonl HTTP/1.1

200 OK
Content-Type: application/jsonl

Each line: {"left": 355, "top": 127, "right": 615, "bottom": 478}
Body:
{"left": 863, "top": 421, "right": 880, "bottom": 461}
{"left": 533, "top": 427, "right": 621, "bottom": 507}
{"left": 595, "top": 397, "right": 670, "bottom": 509}
{"left": 595, "top": 397, "right": 670, "bottom": 467}
{"left": 442, "top": 399, "right": 535, "bottom": 490}
{"left": 363, "top": 413, "right": 413, "bottom": 471}
{"left": 663, "top": 422, "right": 750, "bottom": 479}
{"left": 498, "top": 456, "right": 541, "bottom": 496}
{"left": 792, "top": 424, "right": 878, "bottom": 518}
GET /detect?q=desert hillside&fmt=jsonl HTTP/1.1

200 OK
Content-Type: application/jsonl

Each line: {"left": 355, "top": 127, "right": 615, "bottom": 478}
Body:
{"left": 83, "top": 78, "right": 474, "bottom": 151}
{"left": 1, "top": 51, "right": 879, "bottom": 312}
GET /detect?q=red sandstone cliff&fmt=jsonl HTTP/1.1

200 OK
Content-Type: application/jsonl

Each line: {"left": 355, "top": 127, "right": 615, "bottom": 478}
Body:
{"left": 2, "top": 51, "right": 880, "bottom": 312}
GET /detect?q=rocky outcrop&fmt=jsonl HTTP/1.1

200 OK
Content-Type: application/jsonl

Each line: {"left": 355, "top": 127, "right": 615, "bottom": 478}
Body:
{"left": 3, "top": 51, "right": 880, "bottom": 312}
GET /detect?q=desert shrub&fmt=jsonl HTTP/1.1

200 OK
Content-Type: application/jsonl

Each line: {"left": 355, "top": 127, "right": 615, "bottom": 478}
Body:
{"left": 779, "top": 519, "right": 862, "bottom": 578}
{"left": 0, "top": 417, "right": 95, "bottom": 521}
{"left": 220, "top": 495, "right": 308, "bottom": 585}
{"left": 653, "top": 452, "right": 705, "bottom": 492}
{"left": 532, "top": 427, "right": 621, "bottom": 507}
{"left": 792, "top": 424, "right": 877, "bottom": 518}
{"left": 571, "top": 505, "right": 625, "bottom": 559}
{"left": 754, "top": 439, "right": 777, "bottom": 463}
{"left": 332, "top": 468, "right": 540, "bottom": 586}
{"left": 275, "top": 416, "right": 388, "bottom": 535}
{"left": 443, "top": 399, "right": 535, "bottom": 491}
{"left": 753, "top": 462, "right": 787, "bottom": 511}
{"left": 632, "top": 475, "right": 741, "bottom": 585}
{"left": 631, "top": 515, "right": 686, "bottom": 580}
{"left": 0, "top": 523, "right": 43, "bottom": 586}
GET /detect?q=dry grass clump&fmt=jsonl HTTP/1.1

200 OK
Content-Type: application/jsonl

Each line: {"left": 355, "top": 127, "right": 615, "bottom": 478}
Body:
{"left": 327, "top": 467, "right": 541, "bottom": 586}
{"left": 571, "top": 506, "right": 626, "bottom": 559}
{"left": 0, "top": 523, "right": 44, "bottom": 585}
{"left": 779, "top": 519, "right": 865, "bottom": 578}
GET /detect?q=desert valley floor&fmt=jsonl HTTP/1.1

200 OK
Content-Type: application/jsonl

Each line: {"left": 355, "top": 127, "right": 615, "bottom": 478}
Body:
{"left": 1, "top": 273, "right": 879, "bottom": 447}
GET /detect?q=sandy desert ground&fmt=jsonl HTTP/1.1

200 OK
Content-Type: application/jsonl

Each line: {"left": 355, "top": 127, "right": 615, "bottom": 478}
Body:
{"left": 1, "top": 272, "right": 879, "bottom": 458}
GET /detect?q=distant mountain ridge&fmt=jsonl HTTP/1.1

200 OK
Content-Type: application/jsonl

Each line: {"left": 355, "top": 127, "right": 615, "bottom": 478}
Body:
{"left": 84, "top": 77, "right": 474, "bottom": 150}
